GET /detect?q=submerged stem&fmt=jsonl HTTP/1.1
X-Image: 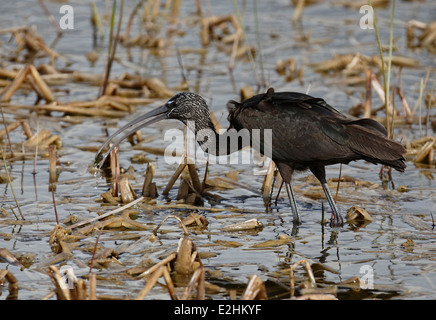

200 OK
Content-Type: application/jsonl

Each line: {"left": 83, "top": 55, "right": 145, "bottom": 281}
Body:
{"left": 1, "top": 144, "right": 24, "bottom": 220}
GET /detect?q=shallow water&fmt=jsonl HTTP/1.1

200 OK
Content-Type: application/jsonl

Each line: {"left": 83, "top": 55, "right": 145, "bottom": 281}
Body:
{"left": 0, "top": 0, "right": 435, "bottom": 300}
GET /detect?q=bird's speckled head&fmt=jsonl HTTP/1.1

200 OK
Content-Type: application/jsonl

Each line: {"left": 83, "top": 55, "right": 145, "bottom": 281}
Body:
{"left": 94, "top": 92, "right": 213, "bottom": 168}
{"left": 165, "top": 92, "right": 209, "bottom": 124}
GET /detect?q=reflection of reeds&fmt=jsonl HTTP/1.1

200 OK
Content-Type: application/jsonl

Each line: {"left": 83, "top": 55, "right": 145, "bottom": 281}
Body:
{"left": 368, "top": 0, "right": 394, "bottom": 136}
{"left": 0, "top": 105, "right": 24, "bottom": 220}
{"left": 99, "top": 0, "right": 124, "bottom": 98}
{"left": 1, "top": 144, "right": 24, "bottom": 220}
{"left": 90, "top": 1, "right": 105, "bottom": 45}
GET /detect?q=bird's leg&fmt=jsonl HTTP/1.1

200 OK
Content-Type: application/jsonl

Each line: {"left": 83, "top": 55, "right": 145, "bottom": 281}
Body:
{"left": 276, "top": 163, "right": 301, "bottom": 225}
{"left": 310, "top": 166, "right": 344, "bottom": 227}
{"left": 320, "top": 180, "right": 343, "bottom": 227}
{"left": 285, "top": 182, "right": 302, "bottom": 225}
{"left": 275, "top": 180, "right": 284, "bottom": 206}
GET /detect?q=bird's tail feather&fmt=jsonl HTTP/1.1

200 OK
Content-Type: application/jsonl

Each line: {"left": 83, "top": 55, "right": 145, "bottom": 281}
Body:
{"left": 345, "top": 119, "right": 406, "bottom": 172}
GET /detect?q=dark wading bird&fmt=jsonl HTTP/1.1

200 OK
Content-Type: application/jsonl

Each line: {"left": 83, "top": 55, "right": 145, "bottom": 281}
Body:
{"left": 95, "top": 88, "right": 406, "bottom": 227}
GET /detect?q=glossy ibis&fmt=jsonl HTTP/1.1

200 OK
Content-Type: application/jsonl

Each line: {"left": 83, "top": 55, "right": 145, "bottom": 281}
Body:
{"left": 95, "top": 88, "right": 406, "bottom": 227}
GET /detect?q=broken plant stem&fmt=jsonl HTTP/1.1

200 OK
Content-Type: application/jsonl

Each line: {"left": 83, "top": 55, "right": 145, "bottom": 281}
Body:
{"left": 162, "top": 266, "right": 177, "bottom": 300}
{"left": 153, "top": 215, "right": 189, "bottom": 236}
{"left": 289, "top": 259, "right": 316, "bottom": 298}
{"left": 136, "top": 266, "right": 164, "bottom": 300}
{"left": 88, "top": 273, "right": 97, "bottom": 300}
{"left": 139, "top": 252, "right": 177, "bottom": 278}
{"left": 180, "top": 267, "right": 205, "bottom": 300}
{"left": 67, "top": 196, "right": 145, "bottom": 230}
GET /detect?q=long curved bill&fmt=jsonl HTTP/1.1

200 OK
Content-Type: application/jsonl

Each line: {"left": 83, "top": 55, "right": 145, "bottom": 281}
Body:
{"left": 94, "top": 104, "right": 168, "bottom": 169}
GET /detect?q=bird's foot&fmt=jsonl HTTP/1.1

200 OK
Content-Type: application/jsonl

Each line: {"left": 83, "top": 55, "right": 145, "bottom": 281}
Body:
{"left": 292, "top": 216, "right": 302, "bottom": 226}
{"left": 329, "top": 214, "right": 344, "bottom": 228}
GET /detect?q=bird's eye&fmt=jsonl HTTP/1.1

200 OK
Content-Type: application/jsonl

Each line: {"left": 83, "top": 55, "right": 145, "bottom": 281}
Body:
{"left": 166, "top": 100, "right": 176, "bottom": 110}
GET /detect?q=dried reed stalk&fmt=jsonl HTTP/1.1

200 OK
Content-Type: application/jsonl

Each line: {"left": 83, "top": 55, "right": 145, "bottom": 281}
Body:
{"left": 187, "top": 163, "right": 202, "bottom": 194}
{"left": 162, "top": 266, "right": 177, "bottom": 300}
{"left": 139, "top": 252, "right": 177, "bottom": 278}
{"left": 119, "top": 175, "right": 136, "bottom": 203}
{"left": 136, "top": 265, "right": 164, "bottom": 300}
{"left": 110, "top": 146, "right": 120, "bottom": 196}
{"left": 66, "top": 196, "right": 145, "bottom": 230}
{"left": 28, "top": 65, "right": 55, "bottom": 102}
{"left": 47, "top": 265, "right": 71, "bottom": 300}
{"left": 292, "top": 0, "right": 306, "bottom": 23}
{"left": 142, "top": 162, "right": 156, "bottom": 197}
{"left": 241, "top": 274, "right": 267, "bottom": 300}
{"left": 0, "top": 269, "right": 18, "bottom": 299}
{"left": 88, "top": 273, "right": 97, "bottom": 300}
{"left": 163, "top": 161, "right": 187, "bottom": 195}
{"left": 0, "top": 120, "right": 21, "bottom": 139}
{"left": 1, "top": 65, "right": 29, "bottom": 102}
{"left": 289, "top": 259, "right": 316, "bottom": 297}
{"left": 49, "top": 145, "right": 57, "bottom": 185}
{"left": 180, "top": 267, "right": 205, "bottom": 300}
{"left": 261, "top": 161, "right": 276, "bottom": 201}
{"left": 153, "top": 215, "right": 189, "bottom": 236}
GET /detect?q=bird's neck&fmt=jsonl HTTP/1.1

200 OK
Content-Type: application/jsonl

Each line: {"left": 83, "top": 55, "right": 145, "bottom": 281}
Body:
{"left": 186, "top": 117, "right": 247, "bottom": 156}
